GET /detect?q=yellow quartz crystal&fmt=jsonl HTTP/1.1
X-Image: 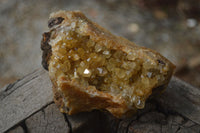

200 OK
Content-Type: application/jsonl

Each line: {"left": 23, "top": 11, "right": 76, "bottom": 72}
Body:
{"left": 41, "top": 10, "right": 175, "bottom": 118}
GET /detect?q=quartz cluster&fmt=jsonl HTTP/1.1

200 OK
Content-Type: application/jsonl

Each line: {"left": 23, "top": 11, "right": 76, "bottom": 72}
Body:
{"left": 41, "top": 10, "right": 175, "bottom": 118}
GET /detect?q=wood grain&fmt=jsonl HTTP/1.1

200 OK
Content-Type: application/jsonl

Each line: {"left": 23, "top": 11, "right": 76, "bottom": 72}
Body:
{"left": 25, "top": 104, "right": 70, "bottom": 133}
{"left": 154, "top": 77, "right": 200, "bottom": 125}
{"left": 0, "top": 68, "right": 53, "bottom": 133}
{"left": 7, "top": 126, "right": 24, "bottom": 133}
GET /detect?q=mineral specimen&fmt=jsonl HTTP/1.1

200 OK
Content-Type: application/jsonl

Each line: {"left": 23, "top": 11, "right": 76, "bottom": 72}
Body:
{"left": 41, "top": 10, "right": 175, "bottom": 118}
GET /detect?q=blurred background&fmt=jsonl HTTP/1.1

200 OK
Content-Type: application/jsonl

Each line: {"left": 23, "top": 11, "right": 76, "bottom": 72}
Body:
{"left": 0, "top": 0, "right": 200, "bottom": 88}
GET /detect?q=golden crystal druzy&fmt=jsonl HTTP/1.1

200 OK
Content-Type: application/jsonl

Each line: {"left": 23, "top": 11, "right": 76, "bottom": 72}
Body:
{"left": 41, "top": 10, "right": 175, "bottom": 118}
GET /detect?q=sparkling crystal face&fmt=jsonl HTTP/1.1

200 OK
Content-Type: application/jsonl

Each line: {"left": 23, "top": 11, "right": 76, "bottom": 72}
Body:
{"left": 48, "top": 27, "right": 169, "bottom": 109}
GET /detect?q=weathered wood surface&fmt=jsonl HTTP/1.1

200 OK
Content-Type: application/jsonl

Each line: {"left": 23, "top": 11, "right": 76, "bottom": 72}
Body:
{"left": 25, "top": 104, "right": 70, "bottom": 133}
{"left": 0, "top": 67, "right": 200, "bottom": 133}
{"left": 0, "top": 68, "right": 53, "bottom": 133}
{"left": 154, "top": 77, "right": 200, "bottom": 125}
{"left": 7, "top": 126, "right": 24, "bottom": 133}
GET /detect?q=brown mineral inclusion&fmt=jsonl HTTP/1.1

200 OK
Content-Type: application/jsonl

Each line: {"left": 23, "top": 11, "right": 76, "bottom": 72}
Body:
{"left": 41, "top": 10, "right": 175, "bottom": 118}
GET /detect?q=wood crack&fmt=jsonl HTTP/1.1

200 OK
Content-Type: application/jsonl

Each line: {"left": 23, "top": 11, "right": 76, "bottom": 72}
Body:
{"left": 20, "top": 121, "right": 28, "bottom": 133}
{"left": 63, "top": 113, "right": 72, "bottom": 133}
{"left": 125, "top": 119, "right": 137, "bottom": 133}
{"left": 25, "top": 101, "right": 54, "bottom": 120}
{"left": 0, "top": 74, "right": 39, "bottom": 101}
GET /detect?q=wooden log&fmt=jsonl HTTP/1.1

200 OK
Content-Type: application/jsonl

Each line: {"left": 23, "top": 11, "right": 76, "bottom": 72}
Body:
{"left": 0, "top": 68, "right": 53, "bottom": 133}
{"left": 25, "top": 104, "right": 70, "bottom": 133}
{"left": 154, "top": 77, "right": 200, "bottom": 125}
{"left": 0, "top": 68, "right": 200, "bottom": 133}
{"left": 7, "top": 126, "right": 24, "bottom": 133}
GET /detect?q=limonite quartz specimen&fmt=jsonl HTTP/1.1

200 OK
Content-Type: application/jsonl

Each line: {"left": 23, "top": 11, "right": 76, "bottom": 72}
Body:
{"left": 41, "top": 10, "right": 175, "bottom": 118}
